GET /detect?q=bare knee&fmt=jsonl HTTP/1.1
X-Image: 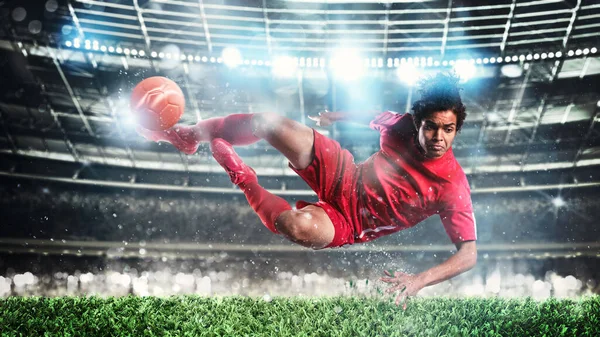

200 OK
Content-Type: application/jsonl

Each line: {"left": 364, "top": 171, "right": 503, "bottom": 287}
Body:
{"left": 275, "top": 207, "right": 334, "bottom": 249}
{"left": 252, "top": 113, "right": 285, "bottom": 138}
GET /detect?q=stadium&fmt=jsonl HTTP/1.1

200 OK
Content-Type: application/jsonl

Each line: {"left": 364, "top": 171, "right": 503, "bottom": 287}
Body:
{"left": 0, "top": 0, "right": 599, "bottom": 335}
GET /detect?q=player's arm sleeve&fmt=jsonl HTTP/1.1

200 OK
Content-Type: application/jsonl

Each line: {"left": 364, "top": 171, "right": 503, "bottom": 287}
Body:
{"left": 439, "top": 183, "right": 477, "bottom": 244}
{"left": 439, "top": 210, "right": 477, "bottom": 244}
{"left": 369, "top": 111, "right": 404, "bottom": 133}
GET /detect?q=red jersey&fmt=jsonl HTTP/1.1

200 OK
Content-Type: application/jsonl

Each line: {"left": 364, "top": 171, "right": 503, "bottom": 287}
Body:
{"left": 350, "top": 111, "right": 477, "bottom": 244}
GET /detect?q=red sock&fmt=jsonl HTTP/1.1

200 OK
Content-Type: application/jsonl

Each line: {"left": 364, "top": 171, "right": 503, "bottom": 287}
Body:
{"left": 147, "top": 114, "right": 260, "bottom": 154}
{"left": 239, "top": 181, "right": 291, "bottom": 234}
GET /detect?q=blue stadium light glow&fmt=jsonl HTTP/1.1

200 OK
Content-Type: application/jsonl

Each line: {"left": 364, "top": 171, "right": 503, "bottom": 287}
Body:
{"left": 552, "top": 197, "right": 566, "bottom": 208}
{"left": 272, "top": 56, "right": 297, "bottom": 78}
{"left": 331, "top": 48, "right": 364, "bottom": 81}
{"left": 501, "top": 64, "right": 523, "bottom": 78}
{"left": 221, "top": 47, "right": 242, "bottom": 68}
{"left": 108, "top": 46, "right": 114, "bottom": 53}
{"left": 453, "top": 60, "right": 477, "bottom": 82}
{"left": 116, "top": 47, "right": 123, "bottom": 54}
{"left": 100, "top": 45, "right": 107, "bottom": 52}
{"left": 397, "top": 63, "right": 420, "bottom": 86}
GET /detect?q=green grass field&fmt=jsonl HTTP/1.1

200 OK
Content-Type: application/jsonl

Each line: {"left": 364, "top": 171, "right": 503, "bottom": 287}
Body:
{"left": 1, "top": 295, "right": 599, "bottom": 336}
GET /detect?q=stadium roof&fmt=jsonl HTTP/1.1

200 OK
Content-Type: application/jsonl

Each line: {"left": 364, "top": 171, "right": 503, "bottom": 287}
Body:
{"left": 0, "top": 0, "right": 599, "bottom": 193}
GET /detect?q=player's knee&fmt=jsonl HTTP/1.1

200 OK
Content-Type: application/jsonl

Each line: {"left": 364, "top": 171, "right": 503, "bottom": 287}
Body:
{"left": 275, "top": 210, "right": 320, "bottom": 245}
{"left": 252, "top": 113, "right": 284, "bottom": 138}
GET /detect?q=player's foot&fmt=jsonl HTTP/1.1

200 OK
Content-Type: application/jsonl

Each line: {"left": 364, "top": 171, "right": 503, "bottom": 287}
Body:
{"left": 136, "top": 124, "right": 200, "bottom": 155}
{"left": 210, "top": 138, "right": 258, "bottom": 186}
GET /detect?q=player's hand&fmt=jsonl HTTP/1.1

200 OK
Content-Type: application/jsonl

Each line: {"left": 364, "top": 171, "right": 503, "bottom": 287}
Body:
{"left": 308, "top": 110, "right": 334, "bottom": 127}
{"left": 380, "top": 270, "right": 424, "bottom": 310}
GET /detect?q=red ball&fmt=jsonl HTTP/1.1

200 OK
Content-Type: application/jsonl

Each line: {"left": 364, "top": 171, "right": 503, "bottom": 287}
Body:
{"left": 130, "top": 76, "right": 185, "bottom": 131}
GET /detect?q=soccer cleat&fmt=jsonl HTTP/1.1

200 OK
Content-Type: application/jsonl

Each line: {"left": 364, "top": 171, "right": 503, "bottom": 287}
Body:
{"left": 210, "top": 138, "right": 258, "bottom": 186}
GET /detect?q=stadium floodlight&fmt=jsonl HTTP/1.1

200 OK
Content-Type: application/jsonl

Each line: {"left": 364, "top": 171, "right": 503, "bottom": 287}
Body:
{"left": 453, "top": 60, "right": 477, "bottom": 82}
{"left": 330, "top": 48, "right": 365, "bottom": 81}
{"left": 591, "top": 47, "right": 597, "bottom": 54}
{"left": 396, "top": 63, "right": 420, "bottom": 86}
{"left": 583, "top": 48, "right": 590, "bottom": 55}
{"left": 65, "top": 40, "right": 72, "bottom": 47}
{"left": 575, "top": 49, "right": 582, "bottom": 55}
{"left": 108, "top": 46, "right": 115, "bottom": 53}
{"left": 567, "top": 50, "right": 574, "bottom": 56}
{"left": 272, "top": 56, "right": 297, "bottom": 78}
{"left": 552, "top": 197, "right": 565, "bottom": 208}
{"left": 501, "top": 64, "right": 523, "bottom": 78}
{"left": 139, "top": 50, "right": 145, "bottom": 57}
{"left": 222, "top": 47, "right": 242, "bottom": 68}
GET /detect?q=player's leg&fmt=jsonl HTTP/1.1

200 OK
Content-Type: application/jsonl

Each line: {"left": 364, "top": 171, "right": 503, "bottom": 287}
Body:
{"left": 136, "top": 114, "right": 261, "bottom": 155}
{"left": 210, "top": 138, "right": 335, "bottom": 249}
{"left": 274, "top": 205, "right": 335, "bottom": 249}
{"left": 137, "top": 112, "right": 315, "bottom": 170}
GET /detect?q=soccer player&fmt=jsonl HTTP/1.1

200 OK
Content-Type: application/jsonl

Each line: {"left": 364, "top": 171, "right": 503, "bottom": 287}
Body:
{"left": 136, "top": 72, "right": 477, "bottom": 306}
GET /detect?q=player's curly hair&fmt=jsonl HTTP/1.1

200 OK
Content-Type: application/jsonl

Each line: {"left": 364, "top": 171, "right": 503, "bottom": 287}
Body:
{"left": 411, "top": 72, "right": 467, "bottom": 132}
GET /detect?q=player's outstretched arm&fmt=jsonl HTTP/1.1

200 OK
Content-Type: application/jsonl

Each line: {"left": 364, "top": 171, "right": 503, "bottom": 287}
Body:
{"left": 308, "top": 110, "right": 381, "bottom": 127}
{"left": 380, "top": 240, "right": 477, "bottom": 309}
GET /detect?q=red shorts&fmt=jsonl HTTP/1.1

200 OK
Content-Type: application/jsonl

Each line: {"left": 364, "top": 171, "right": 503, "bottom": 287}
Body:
{"left": 289, "top": 129, "right": 358, "bottom": 248}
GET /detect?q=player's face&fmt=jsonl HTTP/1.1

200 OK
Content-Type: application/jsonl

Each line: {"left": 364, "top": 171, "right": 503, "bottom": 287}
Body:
{"left": 417, "top": 110, "right": 457, "bottom": 158}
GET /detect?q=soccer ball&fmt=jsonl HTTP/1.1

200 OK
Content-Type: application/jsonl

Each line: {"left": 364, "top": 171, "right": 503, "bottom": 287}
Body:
{"left": 130, "top": 76, "right": 185, "bottom": 131}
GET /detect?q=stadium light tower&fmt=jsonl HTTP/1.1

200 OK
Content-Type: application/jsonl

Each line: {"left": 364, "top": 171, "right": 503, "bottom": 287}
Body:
{"left": 221, "top": 47, "right": 242, "bottom": 68}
